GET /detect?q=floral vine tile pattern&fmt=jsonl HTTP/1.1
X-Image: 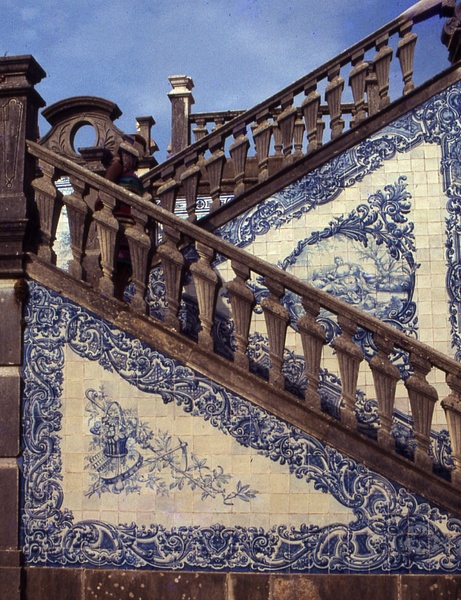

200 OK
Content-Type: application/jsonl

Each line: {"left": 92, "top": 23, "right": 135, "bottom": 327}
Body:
{"left": 83, "top": 386, "right": 258, "bottom": 506}
{"left": 21, "top": 283, "right": 461, "bottom": 572}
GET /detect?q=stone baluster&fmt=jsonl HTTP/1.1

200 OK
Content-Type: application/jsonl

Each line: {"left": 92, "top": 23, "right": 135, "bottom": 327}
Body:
{"left": 204, "top": 136, "right": 226, "bottom": 212}
{"left": 193, "top": 117, "right": 208, "bottom": 144}
{"left": 316, "top": 116, "right": 326, "bottom": 147}
{"left": 157, "top": 166, "right": 179, "bottom": 214}
{"left": 332, "top": 315, "right": 363, "bottom": 426}
{"left": 213, "top": 116, "right": 225, "bottom": 130}
{"left": 92, "top": 189, "right": 119, "bottom": 296}
{"left": 155, "top": 225, "right": 185, "bottom": 330}
{"left": 252, "top": 110, "right": 273, "bottom": 182}
{"left": 297, "top": 297, "right": 325, "bottom": 408}
{"left": 31, "top": 160, "right": 62, "bottom": 264}
{"left": 190, "top": 241, "right": 220, "bottom": 351}
{"left": 369, "top": 335, "right": 400, "bottom": 449}
{"left": 372, "top": 34, "right": 393, "bottom": 109}
{"left": 277, "top": 95, "right": 297, "bottom": 162}
{"left": 272, "top": 120, "right": 283, "bottom": 156}
{"left": 261, "top": 279, "right": 289, "bottom": 388}
{"left": 349, "top": 50, "right": 369, "bottom": 126}
{"left": 227, "top": 260, "right": 255, "bottom": 370}
{"left": 124, "top": 203, "right": 152, "bottom": 313}
{"left": 229, "top": 124, "right": 250, "bottom": 196}
{"left": 302, "top": 83, "right": 321, "bottom": 153}
{"left": 397, "top": 21, "right": 417, "bottom": 95}
{"left": 66, "top": 175, "right": 90, "bottom": 280}
{"left": 325, "top": 65, "right": 345, "bottom": 139}
{"left": 365, "top": 71, "right": 381, "bottom": 116}
{"left": 441, "top": 374, "right": 461, "bottom": 488}
{"left": 293, "top": 111, "right": 305, "bottom": 157}
{"left": 180, "top": 152, "right": 201, "bottom": 223}
{"left": 404, "top": 353, "right": 438, "bottom": 469}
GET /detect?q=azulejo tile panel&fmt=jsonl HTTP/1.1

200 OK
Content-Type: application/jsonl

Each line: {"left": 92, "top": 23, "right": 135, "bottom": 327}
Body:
{"left": 215, "top": 81, "right": 461, "bottom": 366}
{"left": 22, "top": 283, "right": 461, "bottom": 572}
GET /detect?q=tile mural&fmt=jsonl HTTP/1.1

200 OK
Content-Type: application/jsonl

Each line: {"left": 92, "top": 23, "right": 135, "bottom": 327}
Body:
{"left": 23, "top": 81, "right": 461, "bottom": 572}
{"left": 21, "top": 282, "right": 461, "bottom": 572}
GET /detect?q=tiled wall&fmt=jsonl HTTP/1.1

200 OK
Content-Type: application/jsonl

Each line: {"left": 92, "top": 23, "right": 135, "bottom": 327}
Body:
{"left": 215, "top": 83, "right": 461, "bottom": 431}
{"left": 21, "top": 283, "right": 461, "bottom": 573}
{"left": 22, "top": 82, "right": 461, "bottom": 573}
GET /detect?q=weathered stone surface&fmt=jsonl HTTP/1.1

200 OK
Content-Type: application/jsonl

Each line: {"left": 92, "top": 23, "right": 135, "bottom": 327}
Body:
{"left": 24, "top": 567, "right": 83, "bottom": 600}
{"left": 0, "top": 465, "right": 18, "bottom": 549}
{"left": 0, "top": 549, "right": 21, "bottom": 567}
{"left": 0, "top": 280, "right": 23, "bottom": 365}
{"left": 0, "top": 566, "right": 21, "bottom": 599}
{"left": 229, "top": 573, "right": 269, "bottom": 599}
{"left": 0, "top": 369, "right": 20, "bottom": 456}
{"left": 84, "top": 570, "right": 226, "bottom": 600}
{"left": 271, "top": 575, "right": 399, "bottom": 600}
{"left": 401, "top": 575, "right": 461, "bottom": 599}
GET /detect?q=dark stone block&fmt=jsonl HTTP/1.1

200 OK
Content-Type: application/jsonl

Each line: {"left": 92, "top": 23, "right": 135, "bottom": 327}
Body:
{"left": 24, "top": 567, "right": 83, "bottom": 600}
{"left": 401, "top": 575, "right": 461, "bottom": 599}
{"left": 229, "top": 573, "right": 269, "bottom": 599}
{"left": 0, "top": 566, "right": 21, "bottom": 599}
{"left": 271, "top": 575, "right": 399, "bottom": 600}
{"left": 84, "top": 569, "right": 227, "bottom": 600}
{"left": 0, "top": 372, "right": 20, "bottom": 456}
{"left": 0, "top": 549, "right": 21, "bottom": 567}
{"left": 0, "top": 465, "right": 18, "bottom": 549}
{"left": 0, "top": 281, "right": 23, "bottom": 365}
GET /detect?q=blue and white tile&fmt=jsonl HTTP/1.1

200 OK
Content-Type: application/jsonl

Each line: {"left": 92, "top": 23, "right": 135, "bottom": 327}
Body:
{"left": 21, "top": 282, "right": 461, "bottom": 572}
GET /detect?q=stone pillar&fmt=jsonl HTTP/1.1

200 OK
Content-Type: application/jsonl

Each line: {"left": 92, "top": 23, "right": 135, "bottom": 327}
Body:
{"left": 0, "top": 55, "right": 46, "bottom": 599}
{"left": 0, "top": 55, "right": 46, "bottom": 273}
{"left": 168, "top": 75, "right": 194, "bottom": 155}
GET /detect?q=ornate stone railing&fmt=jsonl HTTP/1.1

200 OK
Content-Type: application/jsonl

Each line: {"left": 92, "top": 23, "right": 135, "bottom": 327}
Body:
{"left": 27, "top": 139, "right": 461, "bottom": 495}
{"left": 142, "top": 0, "right": 455, "bottom": 221}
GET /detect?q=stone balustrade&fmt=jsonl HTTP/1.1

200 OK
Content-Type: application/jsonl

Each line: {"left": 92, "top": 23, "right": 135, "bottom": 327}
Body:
{"left": 26, "top": 139, "right": 461, "bottom": 494}
{"left": 142, "top": 0, "right": 455, "bottom": 221}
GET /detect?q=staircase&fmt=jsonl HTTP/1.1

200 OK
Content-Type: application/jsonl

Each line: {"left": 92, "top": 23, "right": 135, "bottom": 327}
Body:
{"left": 24, "top": 117, "right": 461, "bottom": 517}
{"left": 2, "top": 1, "right": 461, "bottom": 595}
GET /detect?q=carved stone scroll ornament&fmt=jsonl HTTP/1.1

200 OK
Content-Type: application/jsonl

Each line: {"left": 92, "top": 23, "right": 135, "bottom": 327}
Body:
{"left": 38, "top": 96, "right": 157, "bottom": 171}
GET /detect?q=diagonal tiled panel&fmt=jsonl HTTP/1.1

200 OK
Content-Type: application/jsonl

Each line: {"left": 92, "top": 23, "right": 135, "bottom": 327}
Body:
{"left": 21, "top": 283, "right": 461, "bottom": 573}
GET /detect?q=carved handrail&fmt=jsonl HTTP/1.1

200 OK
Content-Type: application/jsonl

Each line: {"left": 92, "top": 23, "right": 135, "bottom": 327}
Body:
{"left": 27, "top": 139, "right": 461, "bottom": 491}
{"left": 141, "top": 1, "right": 454, "bottom": 222}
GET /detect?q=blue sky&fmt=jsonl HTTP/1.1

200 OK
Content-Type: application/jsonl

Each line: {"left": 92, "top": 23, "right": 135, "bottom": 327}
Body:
{"left": 1, "top": 0, "right": 449, "bottom": 159}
